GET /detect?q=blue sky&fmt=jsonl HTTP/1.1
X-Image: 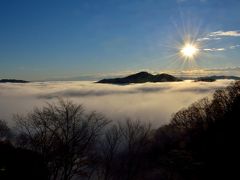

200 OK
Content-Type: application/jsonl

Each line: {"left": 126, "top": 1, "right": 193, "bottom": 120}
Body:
{"left": 0, "top": 0, "right": 240, "bottom": 80}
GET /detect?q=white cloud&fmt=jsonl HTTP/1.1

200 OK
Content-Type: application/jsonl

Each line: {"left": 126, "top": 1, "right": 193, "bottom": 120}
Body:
{"left": 0, "top": 80, "right": 234, "bottom": 127}
{"left": 203, "top": 48, "right": 225, "bottom": 52}
{"left": 197, "top": 37, "right": 211, "bottom": 42}
{"left": 197, "top": 37, "right": 221, "bottom": 42}
{"left": 209, "top": 30, "right": 240, "bottom": 37}
{"left": 202, "top": 45, "right": 240, "bottom": 52}
{"left": 197, "top": 30, "right": 240, "bottom": 52}
{"left": 197, "top": 30, "right": 240, "bottom": 42}
{"left": 229, "top": 44, "right": 240, "bottom": 49}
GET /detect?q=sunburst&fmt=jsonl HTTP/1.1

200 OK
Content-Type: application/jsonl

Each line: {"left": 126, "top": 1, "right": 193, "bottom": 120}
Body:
{"left": 180, "top": 43, "right": 199, "bottom": 58}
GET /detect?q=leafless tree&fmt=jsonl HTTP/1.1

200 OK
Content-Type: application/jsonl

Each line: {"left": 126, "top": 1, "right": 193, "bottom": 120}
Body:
{"left": 93, "top": 124, "right": 122, "bottom": 180}
{"left": 94, "top": 119, "right": 152, "bottom": 180}
{"left": 0, "top": 119, "right": 11, "bottom": 141}
{"left": 171, "top": 97, "right": 211, "bottom": 131}
{"left": 15, "top": 99, "right": 110, "bottom": 180}
{"left": 118, "top": 119, "right": 152, "bottom": 180}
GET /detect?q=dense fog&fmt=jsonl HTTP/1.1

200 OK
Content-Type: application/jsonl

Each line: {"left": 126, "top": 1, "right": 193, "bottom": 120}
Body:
{"left": 0, "top": 80, "right": 234, "bottom": 126}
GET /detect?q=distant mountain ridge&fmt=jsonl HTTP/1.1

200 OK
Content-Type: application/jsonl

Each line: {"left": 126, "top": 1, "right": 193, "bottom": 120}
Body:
{"left": 97, "top": 72, "right": 182, "bottom": 84}
{"left": 194, "top": 75, "right": 240, "bottom": 82}
{"left": 0, "top": 79, "right": 29, "bottom": 83}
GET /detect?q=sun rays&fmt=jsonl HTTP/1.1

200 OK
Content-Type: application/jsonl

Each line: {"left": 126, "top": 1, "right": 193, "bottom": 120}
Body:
{"left": 180, "top": 43, "right": 199, "bottom": 58}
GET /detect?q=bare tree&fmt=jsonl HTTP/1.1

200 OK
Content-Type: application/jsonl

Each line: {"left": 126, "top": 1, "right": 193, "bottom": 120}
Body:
{"left": 171, "top": 98, "right": 211, "bottom": 131}
{"left": 118, "top": 119, "right": 152, "bottom": 180}
{"left": 93, "top": 124, "right": 122, "bottom": 180}
{"left": 15, "top": 99, "right": 110, "bottom": 180}
{"left": 90, "top": 119, "right": 152, "bottom": 180}
{"left": 0, "top": 119, "right": 11, "bottom": 141}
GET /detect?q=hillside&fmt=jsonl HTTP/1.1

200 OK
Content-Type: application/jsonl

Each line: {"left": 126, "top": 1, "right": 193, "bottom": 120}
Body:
{"left": 97, "top": 71, "right": 182, "bottom": 84}
{"left": 0, "top": 79, "right": 29, "bottom": 83}
{"left": 195, "top": 75, "right": 240, "bottom": 82}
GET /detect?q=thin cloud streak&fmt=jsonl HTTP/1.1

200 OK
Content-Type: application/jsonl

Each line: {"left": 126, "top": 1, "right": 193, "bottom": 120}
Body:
{"left": 203, "top": 48, "right": 225, "bottom": 52}
{"left": 202, "top": 45, "right": 240, "bottom": 52}
{"left": 209, "top": 30, "right": 240, "bottom": 37}
{"left": 230, "top": 44, "right": 240, "bottom": 49}
{"left": 197, "top": 30, "right": 240, "bottom": 42}
{"left": 197, "top": 37, "right": 221, "bottom": 42}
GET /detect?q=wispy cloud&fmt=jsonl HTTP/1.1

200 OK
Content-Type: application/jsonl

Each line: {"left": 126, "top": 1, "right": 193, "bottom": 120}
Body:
{"left": 203, "top": 48, "right": 225, "bottom": 52}
{"left": 229, "top": 44, "right": 240, "bottom": 49}
{"left": 209, "top": 30, "right": 240, "bottom": 37}
{"left": 177, "top": 0, "right": 187, "bottom": 3}
{"left": 197, "top": 30, "right": 240, "bottom": 42}
{"left": 197, "top": 30, "right": 240, "bottom": 51}
{"left": 197, "top": 37, "right": 221, "bottom": 42}
{"left": 202, "top": 44, "right": 240, "bottom": 52}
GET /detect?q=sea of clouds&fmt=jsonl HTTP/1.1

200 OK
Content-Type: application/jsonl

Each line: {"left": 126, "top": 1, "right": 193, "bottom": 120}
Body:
{"left": 0, "top": 80, "right": 234, "bottom": 127}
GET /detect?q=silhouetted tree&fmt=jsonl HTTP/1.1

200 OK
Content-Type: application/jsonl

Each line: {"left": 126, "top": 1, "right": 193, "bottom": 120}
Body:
{"left": 149, "top": 81, "right": 240, "bottom": 180}
{"left": 170, "top": 97, "right": 211, "bottom": 132}
{"left": 15, "top": 99, "right": 110, "bottom": 180}
{"left": 95, "top": 119, "right": 152, "bottom": 180}
{"left": 94, "top": 124, "right": 122, "bottom": 180}
{"left": 118, "top": 119, "right": 152, "bottom": 180}
{"left": 0, "top": 119, "right": 11, "bottom": 141}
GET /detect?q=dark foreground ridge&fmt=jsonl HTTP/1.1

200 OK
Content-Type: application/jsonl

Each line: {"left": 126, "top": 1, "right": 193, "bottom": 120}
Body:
{"left": 97, "top": 71, "right": 182, "bottom": 84}
{"left": 0, "top": 79, "right": 29, "bottom": 83}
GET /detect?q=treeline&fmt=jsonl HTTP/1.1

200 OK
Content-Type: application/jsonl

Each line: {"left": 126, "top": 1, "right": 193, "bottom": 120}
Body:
{"left": 1, "top": 81, "right": 240, "bottom": 180}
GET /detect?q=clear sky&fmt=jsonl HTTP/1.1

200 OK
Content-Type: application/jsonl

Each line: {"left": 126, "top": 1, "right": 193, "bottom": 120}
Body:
{"left": 1, "top": 0, "right": 240, "bottom": 80}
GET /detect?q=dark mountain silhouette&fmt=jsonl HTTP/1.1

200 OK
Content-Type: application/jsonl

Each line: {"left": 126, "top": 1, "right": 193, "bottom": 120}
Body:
{"left": 0, "top": 79, "right": 29, "bottom": 83}
{"left": 195, "top": 75, "right": 240, "bottom": 82}
{"left": 195, "top": 77, "right": 216, "bottom": 82}
{"left": 97, "top": 71, "right": 182, "bottom": 84}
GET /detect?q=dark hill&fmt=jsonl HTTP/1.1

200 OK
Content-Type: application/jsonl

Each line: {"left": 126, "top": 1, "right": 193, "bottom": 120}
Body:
{"left": 0, "top": 79, "right": 29, "bottom": 83}
{"left": 195, "top": 77, "right": 217, "bottom": 82}
{"left": 195, "top": 75, "right": 240, "bottom": 82}
{"left": 97, "top": 71, "right": 182, "bottom": 84}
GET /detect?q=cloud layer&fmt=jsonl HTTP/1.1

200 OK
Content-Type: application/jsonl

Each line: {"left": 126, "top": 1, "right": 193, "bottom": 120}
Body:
{"left": 0, "top": 80, "right": 234, "bottom": 127}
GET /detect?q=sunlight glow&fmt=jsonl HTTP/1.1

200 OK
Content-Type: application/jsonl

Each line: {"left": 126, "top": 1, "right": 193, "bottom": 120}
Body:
{"left": 180, "top": 44, "right": 199, "bottom": 58}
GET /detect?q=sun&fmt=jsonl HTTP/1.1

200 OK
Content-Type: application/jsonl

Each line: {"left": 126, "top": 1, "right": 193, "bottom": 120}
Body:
{"left": 180, "top": 44, "right": 199, "bottom": 58}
